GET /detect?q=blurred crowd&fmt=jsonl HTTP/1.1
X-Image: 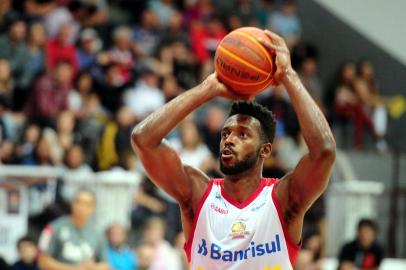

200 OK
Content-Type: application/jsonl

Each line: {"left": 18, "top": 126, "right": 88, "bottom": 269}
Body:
{"left": 0, "top": 0, "right": 390, "bottom": 269}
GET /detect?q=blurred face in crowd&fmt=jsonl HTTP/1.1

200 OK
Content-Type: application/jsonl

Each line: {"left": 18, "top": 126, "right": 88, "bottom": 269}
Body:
{"left": 161, "top": 76, "right": 180, "bottom": 100}
{"left": 141, "top": 10, "right": 158, "bottom": 29}
{"left": 9, "top": 20, "right": 27, "bottom": 42}
{"left": 54, "top": 62, "right": 74, "bottom": 85}
{"left": 301, "top": 57, "right": 317, "bottom": 76}
{"left": 180, "top": 121, "right": 200, "bottom": 149}
{"left": 358, "top": 224, "right": 376, "bottom": 249}
{"left": 29, "top": 23, "right": 47, "bottom": 48}
{"left": 282, "top": 2, "right": 296, "bottom": 15}
{"left": 18, "top": 240, "right": 38, "bottom": 264}
{"left": 65, "top": 145, "right": 84, "bottom": 169}
{"left": 0, "top": 59, "right": 11, "bottom": 81}
{"left": 116, "top": 107, "right": 135, "bottom": 128}
{"left": 57, "top": 24, "right": 72, "bottom": 44}
{"left": 169, "top": 11, "right": 183, "bottom": 30}
{"left": 71, "top": 191, "right": 95, "bottom": 226}
{"left": 56, "top": 111, "right": 75, "bottom": 133}
{"left": 25, "top": 124, "right": 41, "bottom": 144}
{"left": 107, "top": 224, "right": 127, "bottom": 249}
{"left": 114, "top": 28, "right": 132, "bottom": 50}
{"left": 0, "top": 140, "right": 15, "bottom": 162}
{"left": 341, "top": 63, "right": 356, "bottom": 83}
{"left": 36, "top": 138, "right": 52, "bottom": 164}
{"left": 143, "top": 218, "right": 165, "bottom": 246}
{"left": 206, "top": 106, "right": 225, "bottom": 133}
{"left": 77, "top": 72, "right": 93, "bottom": 94}
{"left": 359, "top": 61, "right": 374, "bottom": 79}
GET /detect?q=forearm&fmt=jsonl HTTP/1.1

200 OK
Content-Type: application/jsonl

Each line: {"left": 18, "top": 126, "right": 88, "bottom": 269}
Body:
{"left": 132, "top": 82, "right": 216, "bottom": 148}
{"left": 281, "top": 68, "right": 335, "bottom": 156}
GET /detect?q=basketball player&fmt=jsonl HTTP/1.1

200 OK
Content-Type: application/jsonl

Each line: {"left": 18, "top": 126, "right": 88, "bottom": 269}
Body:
{"left": 131, "top": 30, "right": 336, "bottom": 269}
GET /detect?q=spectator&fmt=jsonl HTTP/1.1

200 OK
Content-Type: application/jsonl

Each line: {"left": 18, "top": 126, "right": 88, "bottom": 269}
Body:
{"left": 200, "top": 105, "right": 225, "bottom": 158}
{"left": 148, "top": 0, "right": 176, "bottom": 27}
{"left": 141, "top": 217, "right": 181, "bottom": 270}
{"left": 354, "top": 60, "right": 388, "bottom": 152}
{"left": 106, "top": 223, "right": 138, "bottom": 270}
{"left": 32, "top": 136, "right": 58, "bottom": 165}
{"left": 38, "top": 189, "right": 109, "bottom": 270}
{"left": 12, "top": 236, "right": 39, "bottom": 270}
{"left": 107, "top": 26, "right": 136, "bottom": 84}
{"left": 0, "top": 18, "right": 30, "bottom": 93}
{"left": 96, "top": 63, "right": 127, "bottom": 114}
{"left": 123, "top": 67, "right": 164, "bottom": 121}
{"left": 294, "top": 230, "right": 323, "bottom": 270}
{"left": 332, "top": 62, "right": 376, "bottom": 150}
{"left": 16, "top": 124, "right": 41, "bottom": 165}
{"left": 25, "top": 60, "right": 74, "bottom": 126}
{"left": 160, "top": 75, "right": 182, "bottom": 102}
{"left": 338, "top": 218, "right": 384, "bottom": 270}
{"left": 160, "top": 10, "right": 189, "bottom": 47}
{"left": 61, "top": 144, "right": 93, "bottom": 202}
{"left": 267, "top": 0, "right": 301, "bottom": 48}
{"left": 132, "top": 9, "right": 161, "bottom": 58}
{"left": 77, "top": 28, "right": 102, "bottom": 72}
{"left": 0, "top": 139, "right": 17, "bottom": 164}
{"left": 135, "top": 243, "right": 154, "bottom": 270}
{"left": 0, "top": 58, "right": 13, "bottom": 104}
{"left": 45, "top": 23, "right": 79, "bottom": 74}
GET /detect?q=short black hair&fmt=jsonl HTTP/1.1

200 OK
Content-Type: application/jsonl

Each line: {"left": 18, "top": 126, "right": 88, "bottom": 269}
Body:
{"left": 17, "top": 236, "right": 35, "bottom": 250}
{"left": 228, "top": 101, "right": 276, "bottom": 143}
{"left": 358, "top": 218, "right": 378, "bottom": 232}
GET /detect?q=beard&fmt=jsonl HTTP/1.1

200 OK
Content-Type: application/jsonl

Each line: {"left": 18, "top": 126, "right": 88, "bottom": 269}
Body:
{"left": 220, "top": 147, "right": 261, "bottom": 175}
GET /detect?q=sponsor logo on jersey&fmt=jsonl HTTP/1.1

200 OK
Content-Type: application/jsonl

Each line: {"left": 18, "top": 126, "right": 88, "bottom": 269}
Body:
{"left": 251, "top": 201, "right": 266, "bottom": 212}
{"left": 229, "top": 220, "right": 250, "bottom": 239}
{"left": 215, "top": 192, "right": 221, "bottom": 200}
{"left": 210, "top": 203, "right": 229, "bottom": 215}
{"left": 197, "top": 234, "right": 282, "bottom": 262}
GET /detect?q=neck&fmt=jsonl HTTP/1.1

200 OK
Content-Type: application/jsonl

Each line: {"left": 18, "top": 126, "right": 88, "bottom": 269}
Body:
{"left": 223, "top": 167, "right": 263, "bottom": 203}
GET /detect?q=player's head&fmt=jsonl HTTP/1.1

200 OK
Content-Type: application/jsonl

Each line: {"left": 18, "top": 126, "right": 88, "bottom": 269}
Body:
{"left": 357, "top": 218, "right": 378, "bottom": 248}
{"left": 220, "top": 101, "right": 276, "bottom": 176}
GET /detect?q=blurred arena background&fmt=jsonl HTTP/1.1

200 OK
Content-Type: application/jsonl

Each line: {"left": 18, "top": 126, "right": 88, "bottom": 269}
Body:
{"left": 0, "top": 0, "right": 405, "bottom": 269}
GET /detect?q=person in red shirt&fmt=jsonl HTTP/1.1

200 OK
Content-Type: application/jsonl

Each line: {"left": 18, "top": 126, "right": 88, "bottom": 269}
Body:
{"left": 45, "top": 23, "right": 79, "bottom": 74}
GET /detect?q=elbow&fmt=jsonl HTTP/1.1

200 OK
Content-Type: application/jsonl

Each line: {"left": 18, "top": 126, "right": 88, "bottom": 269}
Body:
{"left": 131, "top": 125, "right": 147, "bottom": 148}
{"left": 319, "top": 139, "right": 337, "bottom": 162}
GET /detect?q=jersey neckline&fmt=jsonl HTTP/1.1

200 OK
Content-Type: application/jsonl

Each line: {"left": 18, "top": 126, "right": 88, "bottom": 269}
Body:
{"left": 219, "top": 177, "right": 269, "bottom": 209}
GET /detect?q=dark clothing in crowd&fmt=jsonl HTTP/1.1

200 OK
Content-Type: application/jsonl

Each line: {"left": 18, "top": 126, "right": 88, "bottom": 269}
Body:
{"left": 338, "top": 240, "right": 384, "bottom": 270}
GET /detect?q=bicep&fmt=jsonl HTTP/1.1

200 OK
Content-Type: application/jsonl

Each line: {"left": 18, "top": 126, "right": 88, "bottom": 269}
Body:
{"left": 277, "top": 151, "right": 335, "bottom": 215}
{"left": 133, "top": 139, "right": 208, "bottom": 205}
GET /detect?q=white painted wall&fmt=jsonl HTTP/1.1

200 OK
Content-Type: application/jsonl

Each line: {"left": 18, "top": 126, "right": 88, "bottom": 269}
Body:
{"left": 314, "top": 0, "right": 406, "bottom": 66}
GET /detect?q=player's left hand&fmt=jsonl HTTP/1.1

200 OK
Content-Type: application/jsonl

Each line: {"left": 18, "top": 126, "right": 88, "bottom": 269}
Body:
{"left": 258, "top": 30, "right": 292, "bottom": 84}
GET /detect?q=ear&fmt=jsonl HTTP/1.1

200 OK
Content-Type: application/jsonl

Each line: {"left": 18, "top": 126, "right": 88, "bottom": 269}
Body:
{"left": 260, "top": 143, "right": 272, "bottom": 159}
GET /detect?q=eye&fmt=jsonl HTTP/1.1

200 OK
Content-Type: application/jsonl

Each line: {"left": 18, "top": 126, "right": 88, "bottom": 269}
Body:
{"left": 221, "top": 131, "right": 229, "bottom": 139}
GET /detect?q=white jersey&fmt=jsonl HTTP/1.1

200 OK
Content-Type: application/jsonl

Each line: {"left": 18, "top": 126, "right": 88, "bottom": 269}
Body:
{"left": 184, "top": 178, "right": 300, "bottom": 270}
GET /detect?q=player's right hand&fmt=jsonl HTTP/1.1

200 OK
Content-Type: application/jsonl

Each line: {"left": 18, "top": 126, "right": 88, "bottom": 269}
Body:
{"left": 202, "top": 73, "right": 253, "bottom": 101}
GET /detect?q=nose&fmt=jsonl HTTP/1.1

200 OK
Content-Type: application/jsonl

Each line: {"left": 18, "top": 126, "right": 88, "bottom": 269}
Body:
{"left": 224, "top": 133, "right": 236, "bottom": 147}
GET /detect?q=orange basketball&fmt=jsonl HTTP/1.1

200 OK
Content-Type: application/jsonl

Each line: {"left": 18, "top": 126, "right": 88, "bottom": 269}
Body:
{"left": 214, "top": 27, "right": 276, "bottom": 96}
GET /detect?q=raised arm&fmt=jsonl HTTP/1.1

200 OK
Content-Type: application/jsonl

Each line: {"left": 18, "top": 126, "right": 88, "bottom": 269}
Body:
{"left": 260, "top": 30, "right": 336, "bottom": 242}
{"left": 131, "top": 74, "right": 245, "bottom": 212}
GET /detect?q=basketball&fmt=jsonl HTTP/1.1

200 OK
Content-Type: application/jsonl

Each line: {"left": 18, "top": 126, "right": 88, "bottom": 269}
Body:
{"left": 214, "top": 27, "right": 277, "bottom": 96}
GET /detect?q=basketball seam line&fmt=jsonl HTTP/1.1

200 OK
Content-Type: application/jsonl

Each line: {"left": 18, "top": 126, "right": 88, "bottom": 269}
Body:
{"left": 234, "top": 31, "right": 273, "bottom": 65}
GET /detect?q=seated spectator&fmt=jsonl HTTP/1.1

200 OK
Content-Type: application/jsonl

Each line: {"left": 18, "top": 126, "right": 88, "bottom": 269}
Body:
{"left": 26, "top": 22, "right": 46, "bottom": 86}
{"left": 338, "top": 218, "right": 384, "bottom": 270}
{"left": 267, "top": 0, "right": 301, "bottom": 48}
{"left": 294, "top": 230, "right": 323, "bottom": 270}
{"left": 32, "top": 136, "right": 58, "bottom": 166}
{"left": 133, "top": 9, "right": 161, "bottom": 57}
{"left": 12, "top": 236, "right": 39, "bottom": 270}
{"left": 16, "top": 124, "right": 41, "bottom": 165}
{"left": 200, "top": 105, "right": 225, "bottom": 158}
{"left": 123, "top": 67, "right": 165, "bottom": 121}
{"left": 77, "top": 28, "right": 102, "bottom": 72}
{"left": 135, "top": 243, "right": 154, "bottom": 270}
{"left": 0, "top": 58, "right": 13, "bottom": 104}
{"left": 106, "top": 223, "right": 138, "bottom": 270}
{"left": 25, "top": 61, "right": 74, "bottom": 127}
{"left": 38, "top": 189, "right": 109, "bottom": 270}
{"left": 45, "top": 23, "right": 79, "bottom": 74}
{"left": 148, "top": 0, "right": 175, "bottom": 27}
{"left": 141, "top": 217, "right": 181, "bottom": 270}
{"left": 61, "top": 144, "right": 93, "bottom": 202}
{"left": 0, "top": 139, "right": 17, "bottom": 164}
{"left": 0, "top": 18, "right": 30, "bottom": 99}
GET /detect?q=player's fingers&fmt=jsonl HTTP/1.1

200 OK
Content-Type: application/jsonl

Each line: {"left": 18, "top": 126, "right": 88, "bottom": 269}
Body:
{"left": 264, "top": 29, "right": 283, "bottom": 45}
{"left": 258, "top": 37, "right": 278, "bottom": 52}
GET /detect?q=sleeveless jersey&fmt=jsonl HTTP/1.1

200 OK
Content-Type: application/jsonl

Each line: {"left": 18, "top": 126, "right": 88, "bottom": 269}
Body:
{"left": 184, "top": 178, "right": 300, "bottom": 270}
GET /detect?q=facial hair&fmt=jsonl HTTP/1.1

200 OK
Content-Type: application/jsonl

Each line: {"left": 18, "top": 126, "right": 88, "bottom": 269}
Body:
{"left": 220, "top": 147, "right": 261, "bottom": 175}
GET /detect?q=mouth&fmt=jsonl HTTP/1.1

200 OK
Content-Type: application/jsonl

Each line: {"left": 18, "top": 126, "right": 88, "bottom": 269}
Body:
{"left": 221, "top": 148, "right": 235, "bottom": 160}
